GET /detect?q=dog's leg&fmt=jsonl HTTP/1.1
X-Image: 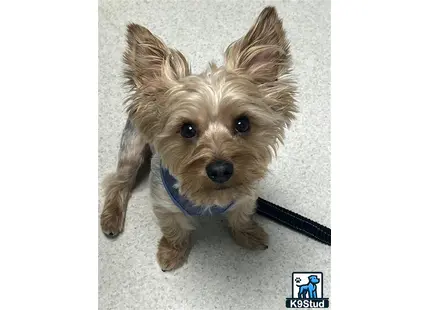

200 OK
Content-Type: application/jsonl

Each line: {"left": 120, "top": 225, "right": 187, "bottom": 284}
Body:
{"left": 227, "top": 195, "right": 268, "bottom": 250}
{"left": 154, "top": 207, "right": 194, "bottom": 271}
{"left": 298, "top": 290, "right": 303, "bottom": 299}
{"left": 312, "top": 287, "right": 318, "bottom": 298}
{"left": 100, "top": 118, "right": 151, "bottom": 236}
{"left": 302, "top": 288, "right": 308, "bottom": 298}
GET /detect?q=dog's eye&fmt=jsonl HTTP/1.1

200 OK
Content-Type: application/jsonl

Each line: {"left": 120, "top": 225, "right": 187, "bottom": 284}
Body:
{"left": 180, "top": 123, "right": 197, "bottom": 138}
{"left": 234, "top": 116, "right": 250, "bottom": 133}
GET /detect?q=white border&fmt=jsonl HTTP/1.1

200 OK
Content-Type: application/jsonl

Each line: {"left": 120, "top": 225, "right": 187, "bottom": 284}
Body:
{"left": 0, "top": 1, "right": 98, "bottom": 309}
{"left": 333, "top": 0, "right": 430, "bottom": 309}
{"left": 1, "top": 1, "right": 430, "bottom": 309}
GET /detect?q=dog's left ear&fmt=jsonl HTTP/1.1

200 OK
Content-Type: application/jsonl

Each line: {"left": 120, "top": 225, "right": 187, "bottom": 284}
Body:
{"left": 225, "top": 7, "right": 297, "bottom": 126}
{"left": 225, "top": 7, "right": 292, "bottom": 83}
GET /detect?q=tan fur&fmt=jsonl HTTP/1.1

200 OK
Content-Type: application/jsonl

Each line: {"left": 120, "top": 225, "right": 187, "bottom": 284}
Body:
{"left": 100, "top": 7, "right": 297, "bottom": 270}
{"left": 227, "top": 194, "right": 268, "bottom": 249}
{"left": 100, "top": 136, "right": 150, "bottom": 235}
{"left": 157, "top": 236, "right": 191, "bottom": 271}
{"left": 154, "top": 206, "right": 194, "bottom": 271}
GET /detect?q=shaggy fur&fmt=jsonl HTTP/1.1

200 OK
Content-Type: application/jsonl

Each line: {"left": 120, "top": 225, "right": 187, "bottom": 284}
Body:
{"left": 100, "top": 6, "right": 297, "bottom": 271}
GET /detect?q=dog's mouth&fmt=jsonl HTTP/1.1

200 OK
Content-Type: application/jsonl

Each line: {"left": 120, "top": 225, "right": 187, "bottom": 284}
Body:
{"left": 214, "top": 185, "right": 230, "bottom": 191}
{"left": 213, "top": 181, "right": 244, "bottom": 191}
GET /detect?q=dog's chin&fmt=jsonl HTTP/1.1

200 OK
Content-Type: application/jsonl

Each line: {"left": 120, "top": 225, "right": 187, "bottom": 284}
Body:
{"left": 214, "top": 184, "right": 230, "bottom": 191}
{"left": 182, "top": 181, "right": 250, "bottom": 206}
{"left": 202, "top": 187, "right": 237, "bottom": 205}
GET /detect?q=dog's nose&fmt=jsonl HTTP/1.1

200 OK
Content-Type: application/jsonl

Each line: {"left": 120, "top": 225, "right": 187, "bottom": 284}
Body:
{"left": 206, "top": 160, "right": 234, "bottom": 184}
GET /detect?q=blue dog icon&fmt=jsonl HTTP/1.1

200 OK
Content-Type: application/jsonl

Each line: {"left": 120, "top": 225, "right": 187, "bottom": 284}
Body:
{"left": 296, "top": 275, "right": 320, "bottom": 299}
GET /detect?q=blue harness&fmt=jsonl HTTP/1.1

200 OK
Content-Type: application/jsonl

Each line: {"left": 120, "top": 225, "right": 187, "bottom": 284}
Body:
{"left": 160, "top": 164, "right": 235, "bottom": 216}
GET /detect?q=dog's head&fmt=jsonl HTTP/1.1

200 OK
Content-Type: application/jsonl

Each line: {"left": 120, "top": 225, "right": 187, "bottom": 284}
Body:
{"left": 123, "top": 7, "right": 297, "bottom": 205}
{"left": 308, "top": 275, "right": 320, "bottom": 284}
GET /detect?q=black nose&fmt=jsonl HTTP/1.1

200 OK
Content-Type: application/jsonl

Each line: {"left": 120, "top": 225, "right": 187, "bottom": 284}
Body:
{"left": 206, "top": 160, "right": 234, "bottom": 183}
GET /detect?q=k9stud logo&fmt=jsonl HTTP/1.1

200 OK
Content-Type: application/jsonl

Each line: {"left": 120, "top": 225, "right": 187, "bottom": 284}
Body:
{"left": 286, "top": 272, "right": 329, "bottom": 308}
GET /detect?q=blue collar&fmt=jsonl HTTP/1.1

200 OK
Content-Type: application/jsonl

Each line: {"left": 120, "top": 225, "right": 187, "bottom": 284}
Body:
{"left": 160, "top": 163, "right": 235, "bottom": 216}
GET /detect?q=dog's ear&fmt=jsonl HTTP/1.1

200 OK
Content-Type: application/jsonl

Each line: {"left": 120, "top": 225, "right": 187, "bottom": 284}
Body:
{"left": 225, "top": 7, "right": 297, "bottom": 126}
{"left": 123, "top": 23, "right": 190, "bottom": 141}
{"left": 224, "top": 7, "right": 292, "bottom": 83}
{"left": 123, "top": 23, "right": 190, "bottom": 90}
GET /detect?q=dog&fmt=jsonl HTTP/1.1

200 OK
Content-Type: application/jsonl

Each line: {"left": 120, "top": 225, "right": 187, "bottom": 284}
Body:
{"left": 297, "top": 275, "right": 320, "bottom": 299}
{"left": 100, "top": 6, "right": 297, "bottom": 271}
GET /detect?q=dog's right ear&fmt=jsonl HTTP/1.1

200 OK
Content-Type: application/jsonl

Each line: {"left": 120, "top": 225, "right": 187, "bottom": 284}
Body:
{"left": 123, "top": 23, "right": 190, "bottom": 92}
{"left": 123, "top": 24, "right": 190, "bottom": 141}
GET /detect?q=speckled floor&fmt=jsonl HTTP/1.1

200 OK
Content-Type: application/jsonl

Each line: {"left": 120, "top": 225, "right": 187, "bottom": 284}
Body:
{"left": 98, "top": 1, "right": 331, "bottom": 309}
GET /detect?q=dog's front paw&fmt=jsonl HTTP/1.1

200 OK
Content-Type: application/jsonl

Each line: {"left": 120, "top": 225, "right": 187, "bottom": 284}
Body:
{"left": 100, "top": 203, "right": 124, "bottom": 237}
{"left": 156, "top": 236, "right": 190, "bottom": 271}
{"left": 231, "top": 221, "right": 269, "bottom": 250}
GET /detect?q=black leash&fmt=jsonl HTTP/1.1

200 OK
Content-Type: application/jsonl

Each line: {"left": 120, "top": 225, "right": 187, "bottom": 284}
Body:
{"left": 256, "top": 197, "right": 331, "bottom": 246}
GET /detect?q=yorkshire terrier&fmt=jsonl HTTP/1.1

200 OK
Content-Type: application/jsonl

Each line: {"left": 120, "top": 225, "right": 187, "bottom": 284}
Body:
{"left": 100, "top": 6, "right": 297, "bottom": 271}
